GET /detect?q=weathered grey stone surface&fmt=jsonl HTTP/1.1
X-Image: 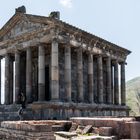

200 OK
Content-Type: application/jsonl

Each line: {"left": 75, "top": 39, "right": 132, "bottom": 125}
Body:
{"left": 106, "top": 57, "right": 112, "bottom": 104}
{"left": 88, "top": 54, "right": 94, "bottom": 103}
{"left": 81, "top": 125, "right": 92, "bottom": 134}
{"left": 26, "top": 47, "right": 32, "bottom": 103}
{"left": 77, "top": 48, "right": 83, "bottom": 102}
{"left": 0, "top": 121, "right": 56, "bottom": 140}
{"left": 55, "top": 131, "right": 77, "bottom": 138}
{"left": 38, "top": 45, "right": 45, "bottom": 101}
{"left": 15, "top": 51, "right": 20, "bottom": 103}
{"left": 71, "top": 117, "right": 137, "bottom": 139}
{"left": 0, "top": 9, "right": 131, "bottom": 120}
{"left": 121, "top": 62, "right": 126, "bottom": 105}
{"left": 5, "top": 54, "right": 10, "bottom": 105}
{"left": 97, "top": 55, "right": 103, "bottom": 103}
{"left": 114, "top": 61, "right": 119, "bottom": 105}
{"left": 99, "top": 127, "right": 113, "bottom": 136}
{"left": 69, "top": 123, "right": 78, "bottom": 132}
{"left": 51, "top": 40, "right": 59, "bottom": 101}
{"left": 64, "top": 46, "right": 71, "bottom": 102}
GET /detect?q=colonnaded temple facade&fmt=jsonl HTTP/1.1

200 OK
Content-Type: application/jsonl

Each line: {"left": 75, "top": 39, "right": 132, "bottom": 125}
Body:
{"left": 0, "top": 7, "right": 131, "bottom": 120}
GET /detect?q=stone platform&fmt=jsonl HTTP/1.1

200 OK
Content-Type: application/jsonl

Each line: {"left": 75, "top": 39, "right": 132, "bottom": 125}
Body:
{"left": 0, "top": 102, "right": 129, "bottom": 121}
{"left": 0, "top": 117, "right": 139, "bottom": 139}
{"left": 0, "top": 121, "right": 55, "bottom": 140}
{"left": 70, "top": 117, "right": 140, "bottom": 139}
{"left": 0, "top": 120, "right": 71, "bottom": 140}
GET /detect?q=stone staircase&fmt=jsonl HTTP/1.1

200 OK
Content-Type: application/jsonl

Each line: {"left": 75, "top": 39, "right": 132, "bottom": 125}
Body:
{"left": 0, "top": 104, "right": 21, "bottom": 121}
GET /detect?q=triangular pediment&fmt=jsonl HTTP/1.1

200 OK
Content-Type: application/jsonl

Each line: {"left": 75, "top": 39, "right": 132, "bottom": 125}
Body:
{"left": 0, "top": 13, "right": 131, "bottom": 55}
{"left": 0, "top": 13, "right": 49, "bottom": 41}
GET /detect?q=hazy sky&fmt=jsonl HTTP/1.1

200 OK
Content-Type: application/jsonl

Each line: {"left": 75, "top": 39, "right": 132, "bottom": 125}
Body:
{"left": 0, "top": 0, "right": 139, "bottom": 81}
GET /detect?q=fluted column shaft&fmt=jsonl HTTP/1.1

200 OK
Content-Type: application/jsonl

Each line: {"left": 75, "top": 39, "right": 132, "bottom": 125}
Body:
{"left": 114, "top": 60, "right": 119, "bottom": 104}
{"left": 97, "top": 55, "right": 103, "bottom": 103}
{"left": 121, "top": 62, "right": 126, "bottom": 105}
{"left": 38, "top": 45, "right": 45, "bottom": 101}
{"left": 26, "top": 47, "right": 32, "bottom": 103}
{"left": 88, "top": 53, "right": 94, "bottom": 103}
{"left": 106, "top": 57, "right": 112, "bottom": 104}
{"left": 77, "top": 48, "right": 83, "bottom": 102}
{"left": 65, "top": 46, "right": 71, "bottom": 102}
{"left": 5, "top": 54, "right": 10, "bottom": 104}
{"left": 15, "top": 52, "right": 20, "bottom": 103}
{"left": 51, "top": 40, "right": 59, "bottom": 101}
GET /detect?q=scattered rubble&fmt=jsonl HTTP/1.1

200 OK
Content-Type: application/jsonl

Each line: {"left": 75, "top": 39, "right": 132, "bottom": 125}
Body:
{"left": 0, "top": 117, "right": 139, "bottom": 139}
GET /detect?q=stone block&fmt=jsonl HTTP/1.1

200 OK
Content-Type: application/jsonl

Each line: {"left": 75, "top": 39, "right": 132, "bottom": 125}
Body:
{"left": 91, "top": 127, "right": 99, "bottom": 134}
{"left": 69, "top": 123, "right": 78, "bottom": 132}
{"left": 55, "top": 131, "right": 77, "bottom": 138}
{"left": 81, "top": 125, "right": 92, "bottom": 134}
{"left": 99, "top": 127, "right": 113, "bottom": 136}
{"left": 129, "top": 121, "right": 140, "bottom": 139}
{"left": 52, "top": 125, "right": 64, "bottom": 132}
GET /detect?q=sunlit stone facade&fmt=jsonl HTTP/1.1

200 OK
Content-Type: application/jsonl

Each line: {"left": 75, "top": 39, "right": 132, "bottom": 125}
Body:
{"left": 0, "top": 8, "right": 131, "bottom": 120}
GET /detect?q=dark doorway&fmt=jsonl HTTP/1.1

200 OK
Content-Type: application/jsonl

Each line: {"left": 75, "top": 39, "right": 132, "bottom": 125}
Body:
{"left": 45, "top": 66, "right": 50, "bottom": 101}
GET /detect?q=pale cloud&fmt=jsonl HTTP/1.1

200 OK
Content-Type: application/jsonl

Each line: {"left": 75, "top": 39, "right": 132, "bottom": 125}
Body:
{"left": 59, "top": 0, "right": 73, "bottom": 8}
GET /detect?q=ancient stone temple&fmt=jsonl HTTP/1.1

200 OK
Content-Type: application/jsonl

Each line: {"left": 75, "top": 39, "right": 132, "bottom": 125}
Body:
{"left": 0, "top": 7, "right": 131, "bottom": 120}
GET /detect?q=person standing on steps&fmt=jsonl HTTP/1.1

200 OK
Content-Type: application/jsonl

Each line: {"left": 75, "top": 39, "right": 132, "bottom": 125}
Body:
{"left": 18, "top": 92, "right": 26, "bottom": 120}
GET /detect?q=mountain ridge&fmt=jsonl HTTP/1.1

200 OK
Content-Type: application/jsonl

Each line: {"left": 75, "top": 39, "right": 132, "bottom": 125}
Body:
{"left": 126, "top": 76, "right": 140, "bottom": 116}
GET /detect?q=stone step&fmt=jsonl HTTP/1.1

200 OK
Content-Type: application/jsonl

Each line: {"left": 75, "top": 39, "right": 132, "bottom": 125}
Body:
{"left": 52, "top": 125, "right": 64, "bottom": 132}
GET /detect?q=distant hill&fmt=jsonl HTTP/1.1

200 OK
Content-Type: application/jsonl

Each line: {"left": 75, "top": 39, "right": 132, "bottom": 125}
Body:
{"left": 126, "top": 77, "right": 140, "bottom": 116}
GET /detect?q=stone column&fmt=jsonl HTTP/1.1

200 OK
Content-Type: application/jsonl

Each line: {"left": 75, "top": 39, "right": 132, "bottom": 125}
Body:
{"left": 0, "top": 58, "right": 1, "bottom": 104}
{"left": 4, "top": 54, "right": 10, "bottom": 104}
{"left": 38, "top": 45, "right": 45, "bottom": 101}
{"left": 106, "top": 57, "right": 112, "bottom": 104}
{"left": 15, "top": 52, "right": 20, "bottom": 103}
{"left": 65, "top": 46, "right": 71, "bottom": 102}
{"left": 9, "top": 57, "right": 13, "bottom": 104}
{"left": 26, "top": 47, "right": 32, "bottom": 103}
{"left": 114, "top": 60, "right": 119, "bottom": 105}
{"left": 97, "top": 55, "right": 103, "bottom": 103}
{"left": 77, "top": 48, "right": 83, "bottom": 102}
{"left": 88, "top": 53, "right": 94, "bottom": 103}
{"left": 51, "top": 40, "right": 59, "bottom": 101}
{"left": 111, "top": 64, "right": 114, "bottom": 103}
{"left": 121, "top": 62, "right": 126, "bottom": 105}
